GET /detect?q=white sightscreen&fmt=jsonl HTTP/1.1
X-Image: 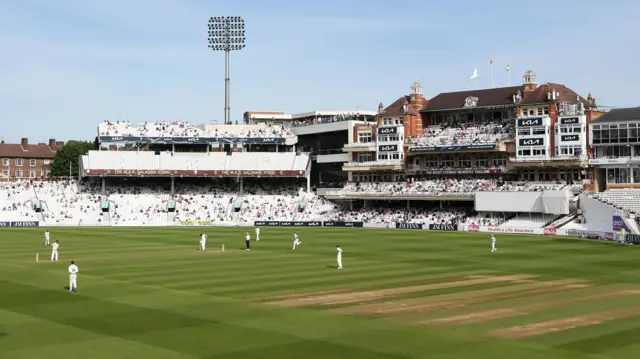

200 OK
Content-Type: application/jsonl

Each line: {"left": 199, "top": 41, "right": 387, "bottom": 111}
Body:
{"left": 475, "top": 191, "right": 569, "bottom": 214}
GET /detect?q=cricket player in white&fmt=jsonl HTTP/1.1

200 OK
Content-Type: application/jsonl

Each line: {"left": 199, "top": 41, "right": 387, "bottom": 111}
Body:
{"left": 255, "top": 227, "right": 260, "bottom": 241}
{"left": 199, "top": 233, "right": 207, "bottom": 251}
{"left": 245, "top": 232, "right": 251, "bottom": 251}
{"left": 292, "top": 232, "right": 302, "bottom": 249}
{"left": 336, "top": 245, "right": 343, "bottom": 269}
{"left": 51, "top": 240, "right": 59, "bottom": 261}
{"left": 44, "top": 230, "right": 50, "bottom": 246}
{"left": 491, "top": 234, "right": 497, "bottom": 253}
{"left": 68, "top": 261, "right": 78, "bottom": 292}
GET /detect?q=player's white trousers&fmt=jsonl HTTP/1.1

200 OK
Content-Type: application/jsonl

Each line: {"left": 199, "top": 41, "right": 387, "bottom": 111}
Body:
{"left": 51, "top": 250, "right": 58, "bottom": 261}
{"left": 69, "top": 274, "right": 77, "bottom": 290}
{"left": 45, "top": 239, "right": 49, "bottom": 245}
{"left": 337, "top": 255, "right": 342, "bottom": 269}
{"left": 256, "top": 235, "right": 260, "bottom": 241}
{"left": 292, "top": 240, "right": 300, "bottom": 249}
{"left": 200, "top": 242, "right": 206, "bottom": 250}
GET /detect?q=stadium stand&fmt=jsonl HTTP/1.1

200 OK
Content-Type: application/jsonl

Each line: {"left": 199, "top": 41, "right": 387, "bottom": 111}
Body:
{"left": 410, "top": 118, "right": 514, "bottom": 147}
{"left": 326, "top": 180, "right": 566, "bottom": 196}
{"left": 328, "top": 207, "right": 503, "bottom": 226}
{"left": 98, "top": 121, "right": 293, "bottom": 138}
{"left": 0, "top": 181, "right": 38, "bottom": 221}
{"left": 498, "top": 214, "right": 558, "bottom": 228}
{"left": 591, "top": 189, "right": 640, "bottom": 215}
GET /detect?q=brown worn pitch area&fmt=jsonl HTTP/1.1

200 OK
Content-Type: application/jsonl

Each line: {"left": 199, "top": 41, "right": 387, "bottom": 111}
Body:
{"left": 265, "top": 274, "right": 536, "bottom": 307}
{"left": 332, "top": 279, "right": 587, "bottom": 316}
{"left": 490, "top": 304, "right": 640, "bottom": 339}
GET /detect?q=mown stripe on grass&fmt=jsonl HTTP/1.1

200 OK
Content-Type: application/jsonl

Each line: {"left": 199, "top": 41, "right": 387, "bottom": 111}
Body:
{"left": 490, "top": 305, "right": 640, "bottom": 339}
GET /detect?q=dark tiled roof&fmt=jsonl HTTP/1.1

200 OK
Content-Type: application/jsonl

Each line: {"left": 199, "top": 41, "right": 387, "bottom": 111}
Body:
{"left": 591, "top": 107, "right": 640, "bottom": 124}
{"left": 0, "top": 143, "right": 57, "bottom": 159}
{"left": 520, "top": 83, "right": 589, "bottom": 106}
{"left": 423, "top": 86, "right": 524, "bottom": 112}
{"left": 382, "top": 96, "right": 421, "bottom": 116}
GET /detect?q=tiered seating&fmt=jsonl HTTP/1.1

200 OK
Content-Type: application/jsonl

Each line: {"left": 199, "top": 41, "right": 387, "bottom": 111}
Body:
{"left": 204, "top": 124, "right": 293, "bottom": 138}
{"left": 592, "top": 190, "right": 640, "bottom": 214}
{"left": 0, "top": 182, "right": 37, "bottom": 221}
{"left": 98, "top": 121, "right": 293, "bottom": 138}
{"left": 236, "top": 181, "right": 305, "bottom": 223}
{"left": 499, "top": 214, "right": 557, "bottom": 228}
{"left": 329, "top": 208, "right": 503, "bottom": 226}
{"left": 411, "top": 119, "right": 514, "bottom": 147}
{"left": 35, "top": 181, "right": 104, "bottom": 225}
{"left": 329, "top": 180, "right": 565, "bottom": 196}
{"left": 173, "top": 182, "right": 238, "bottom": 223}
{"left": 108, "top": 184, "right": 169, "bottom": 226}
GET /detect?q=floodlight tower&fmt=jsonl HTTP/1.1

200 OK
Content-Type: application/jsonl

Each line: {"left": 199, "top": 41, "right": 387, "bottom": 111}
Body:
{"left": 208, "top": 16, "right": 246, "bottom": 125}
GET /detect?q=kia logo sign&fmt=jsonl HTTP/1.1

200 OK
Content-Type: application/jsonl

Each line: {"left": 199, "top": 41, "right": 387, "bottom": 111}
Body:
{"left": 378, "top": 145, "right": 398, "bottom": 152}
{"left": 517, "top": 118, "right": 543, "bottom": 127}
{"left": 544, "top": 227, "right": 557, "bottom": 236}
{"left": 378, "top": 127, "right": 397, "bottom": 134}
{"left": 518, "top": 138, "right": 544, "bottom": 146}
{"left": 560, "top": 117, "right": 580, "bottom": 125}
{"left": 561, "top": 135, "right": 579, "bottom": 142}
{"left": 111, "top": 137, "right": 123, "bottom": 141}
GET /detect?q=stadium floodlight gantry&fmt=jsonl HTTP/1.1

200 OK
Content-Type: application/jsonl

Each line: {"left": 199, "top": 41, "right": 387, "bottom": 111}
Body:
{"left": 208, "top": 16, "right": 246, "bottom": 125}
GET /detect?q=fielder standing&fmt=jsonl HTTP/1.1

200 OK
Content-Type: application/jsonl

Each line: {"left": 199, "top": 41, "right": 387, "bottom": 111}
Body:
{"left": 68, "top": 261, "right": 79, "bottom": 292}
{"left": 44, "top": 230, "right": 50, "bottom": 246}
{"left": 245, "top": 232, "right": 251, "bottom": 251}
{"left": 51, "top": 240, "right": 59, "bottom": 261}
{"left": 255, "top": 227, "right": 260, "bottom": 241}
{"left": 491, "top": 234, "right": 497, "bottom": 253}
{"left": 199, "top": 233, "right": 207, "bottom": 251}
{"left": 336, "top": 245, "right": 343, "bottom": 270}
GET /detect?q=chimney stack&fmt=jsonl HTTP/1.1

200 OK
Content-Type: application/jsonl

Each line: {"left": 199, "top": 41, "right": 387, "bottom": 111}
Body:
{"left": 21, "top": 138, "right": 28, "bottom": 148}
{"left": 49, "top": 139, "right": 56, "bottom": 148}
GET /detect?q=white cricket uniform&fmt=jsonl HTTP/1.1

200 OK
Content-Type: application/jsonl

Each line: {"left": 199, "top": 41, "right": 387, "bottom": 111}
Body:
{"left": 491, "top": 236, "right": 497, "bottom": 252}
{"left": 337, "top": 247, "right": 343, "bottom": 269}
{"left": 256, "top": 228, "right": 260, "bottom": 241}
{"left": 51, "top": 242, "right": 59, "bottom": 261}
{"left": 292, "top": 234, "right": 302, "bottom": 249}
{"left": 200, "top": 234, "right": 207, "bottom": 250}
{"left": 44, "top": 232, "right": 50, "bottom": 246}
{"left": 68, "top": 264, "right": 79, "bottom": 291}
{"left": 245, "top": 234, "right": 251, "bottom": 250}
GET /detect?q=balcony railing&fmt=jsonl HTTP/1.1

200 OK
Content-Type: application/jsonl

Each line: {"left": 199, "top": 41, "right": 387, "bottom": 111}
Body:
{"left": 509, "top": 154, "right": 589, "bottom": 162}
{"left": 589, "top": 156, "right": 640, "bottom": 165}
{"left": 343, "top": 160, "right": 404, "bottom": 167}
{"left": 343, "top": 142, "right": 376, "bottom": 149}
{"left": 407, "top": 165, "right": 507, "bottom": 174}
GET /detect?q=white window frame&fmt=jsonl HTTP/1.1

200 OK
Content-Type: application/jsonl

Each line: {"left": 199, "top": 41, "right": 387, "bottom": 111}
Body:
{"left": 15, "top": 159, "right": 23, "bottom": 166}
{"left": 30, "top": 159, "right": 37, "bottom": 167}
{"left": 2, "top": 158, "right": 8, "bottom": 166}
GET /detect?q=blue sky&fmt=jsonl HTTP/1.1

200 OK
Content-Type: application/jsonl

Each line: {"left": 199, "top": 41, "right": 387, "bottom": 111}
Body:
{"left": 0, "top": 0, "right": 638, "bottom": 142}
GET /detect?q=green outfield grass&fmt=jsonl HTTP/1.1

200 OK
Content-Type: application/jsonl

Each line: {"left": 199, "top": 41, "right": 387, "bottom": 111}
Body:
{"left": 1, "top": 227, "right": 640, "bottom": 359}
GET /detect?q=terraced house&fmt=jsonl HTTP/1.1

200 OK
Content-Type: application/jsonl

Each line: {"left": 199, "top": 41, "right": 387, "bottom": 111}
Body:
{"left": 0, "top": 138, "right": 63, "bottom": 179}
